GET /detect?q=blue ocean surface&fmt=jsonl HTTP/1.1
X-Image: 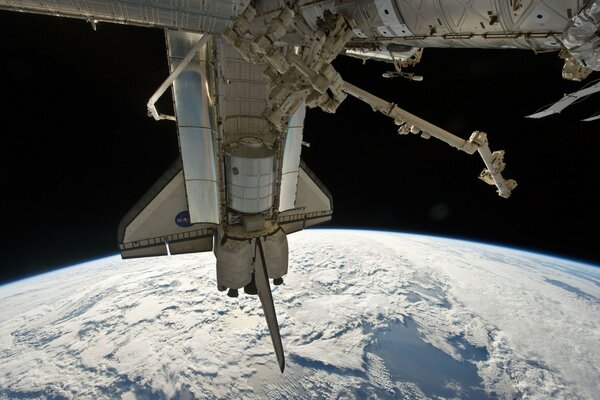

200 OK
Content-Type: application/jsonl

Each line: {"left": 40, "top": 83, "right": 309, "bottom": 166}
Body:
{"left": 366, "top": 317, "right": 492, "bottom": 399}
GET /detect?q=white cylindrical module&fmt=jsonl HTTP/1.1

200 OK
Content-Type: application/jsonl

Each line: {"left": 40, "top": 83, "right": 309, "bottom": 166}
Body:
{"left": 226, "top": 137, "right": 275, "bottom": 213}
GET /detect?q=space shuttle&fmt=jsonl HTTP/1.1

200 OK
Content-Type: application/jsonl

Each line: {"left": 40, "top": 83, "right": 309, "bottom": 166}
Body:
{"left": 3, "top": 0, "right": 598, "bottom": 372}
{"left": 116, "top": 31, "right": 335, "bottom": 372}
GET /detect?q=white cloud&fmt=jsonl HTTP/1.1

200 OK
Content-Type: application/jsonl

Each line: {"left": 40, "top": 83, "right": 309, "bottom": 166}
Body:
{"left": 0, "top": 230, "right": 598, "bottom": 399}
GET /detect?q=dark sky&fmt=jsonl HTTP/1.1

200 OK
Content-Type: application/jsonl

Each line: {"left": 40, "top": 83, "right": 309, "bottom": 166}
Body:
{"left": 1, "top": 11, "right": 598, "bottom": 284}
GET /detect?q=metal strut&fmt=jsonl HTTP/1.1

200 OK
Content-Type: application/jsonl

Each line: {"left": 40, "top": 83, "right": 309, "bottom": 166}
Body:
{"left": 146, "top": 33, "right": 210, "bottom": 121}
{"left": 341, "top": 81, "right": 517, "bottom": 198}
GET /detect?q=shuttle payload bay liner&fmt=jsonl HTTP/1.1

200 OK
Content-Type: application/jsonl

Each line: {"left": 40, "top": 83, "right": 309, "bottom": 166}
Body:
{"left": 3, "top": 0, "right": 599, "bottom": 372}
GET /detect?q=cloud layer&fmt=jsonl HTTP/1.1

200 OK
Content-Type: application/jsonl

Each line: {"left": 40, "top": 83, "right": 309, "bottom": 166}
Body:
{"left": 0, "top": 230, "right": 598, "bottom": 399}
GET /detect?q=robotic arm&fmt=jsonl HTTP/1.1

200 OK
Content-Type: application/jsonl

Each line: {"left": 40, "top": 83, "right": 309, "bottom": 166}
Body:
{"left": 341, "top": 81, "right": 517, "bottom": 198}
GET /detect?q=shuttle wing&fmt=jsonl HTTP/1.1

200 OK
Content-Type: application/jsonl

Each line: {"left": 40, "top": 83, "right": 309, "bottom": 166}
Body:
{"left": 278, "top": 161, "right": 333, "bottom": 235}
{"left": 118, "top": 157, "right": 215, "bottom": 259}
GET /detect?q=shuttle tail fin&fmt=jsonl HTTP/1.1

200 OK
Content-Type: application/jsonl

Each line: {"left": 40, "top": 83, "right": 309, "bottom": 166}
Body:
{"left": 255, "top": 237, "right": 285, "bottom": 373}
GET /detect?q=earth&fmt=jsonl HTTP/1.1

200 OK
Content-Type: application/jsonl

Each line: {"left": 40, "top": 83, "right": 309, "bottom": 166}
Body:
{"left": 0, "top": 229, "right": 599, "bottom": 399}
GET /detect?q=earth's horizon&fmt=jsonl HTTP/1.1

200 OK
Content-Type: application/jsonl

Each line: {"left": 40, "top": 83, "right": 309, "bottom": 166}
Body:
{"left": 6, "top": 229, "right": 599, "bottom": 286}
{"left": 1, "top": 229, "right": 599, "bottom": 399}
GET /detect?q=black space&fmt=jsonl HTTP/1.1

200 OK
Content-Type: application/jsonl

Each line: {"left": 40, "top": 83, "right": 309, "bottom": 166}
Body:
{"left": 0, "top": 12, "right": 598, "bottom": 284}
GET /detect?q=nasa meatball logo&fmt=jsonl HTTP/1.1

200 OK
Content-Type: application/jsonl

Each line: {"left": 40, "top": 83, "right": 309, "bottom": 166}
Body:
{"left": 175, "top": 210, "right": 192, "bottom": 227}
